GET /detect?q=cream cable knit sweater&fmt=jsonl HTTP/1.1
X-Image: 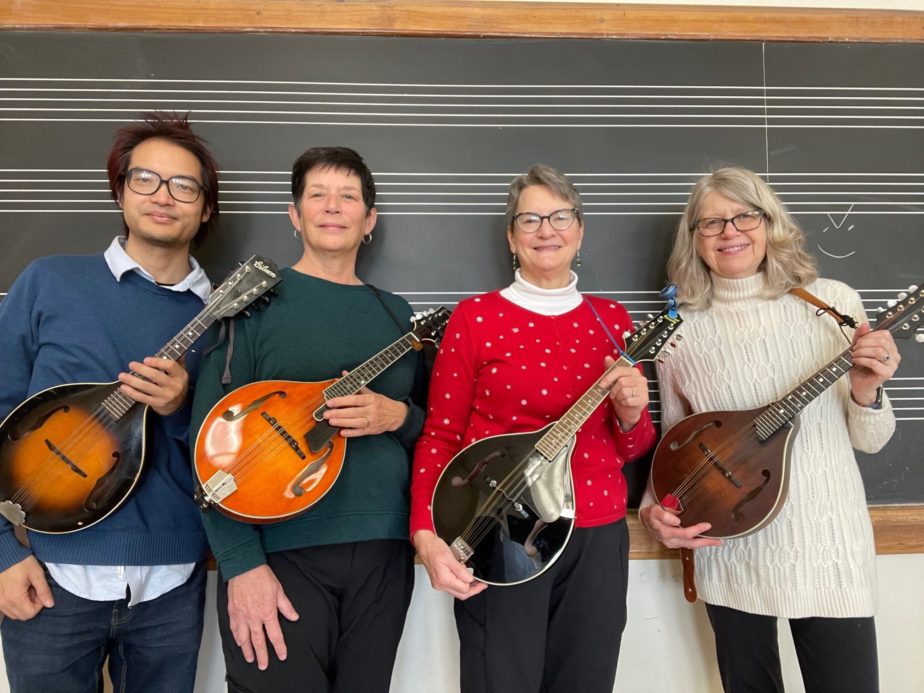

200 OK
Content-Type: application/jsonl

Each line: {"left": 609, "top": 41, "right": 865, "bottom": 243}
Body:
{"left": 651, "top": 273, "right": 895, "bottom": 618}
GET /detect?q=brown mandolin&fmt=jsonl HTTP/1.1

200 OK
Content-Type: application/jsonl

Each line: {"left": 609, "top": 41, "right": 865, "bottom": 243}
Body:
{"left": 193, "top": 306, "right": 451, "bottom": 523}
{"left": 650, "top": 281, "right": 924, "bottom": 539}
{"left": 0, "top": 256, "right": 282, "bottom": 534}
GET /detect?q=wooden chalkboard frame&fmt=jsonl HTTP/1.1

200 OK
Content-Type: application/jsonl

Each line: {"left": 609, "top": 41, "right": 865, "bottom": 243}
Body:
{"left": 1, "top": 1, "right": 923, "bottom": 43}
{"left": 1, "top": 3, "right": 921, "bottom": 555}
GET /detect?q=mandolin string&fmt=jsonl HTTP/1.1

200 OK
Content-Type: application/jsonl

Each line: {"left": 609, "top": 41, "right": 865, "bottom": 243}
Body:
{"left": 9, "top": 299, "right": 252, "bottom": 513}
{"left": 668, "top": 348, "right": 857, "bottom": 504}
{"left": 212, "top": 349, "right": 405, "bottom": 485}
{"left": 667, "top": 292, "right": 922, "bottom": 506}
{"left": 203, "top": 332, "right": 425, "bottom": 496}
{"left": 668, "top": 421, "right": 762, "bottom": 503}
{"left": 12, "top": 398, "right": 125, "bottom": 509}
{"left": 457, "top": 358, "right": 628, "bottom": 552}
{"left": 459, "top": 355, "right": 639, "bottom": 551}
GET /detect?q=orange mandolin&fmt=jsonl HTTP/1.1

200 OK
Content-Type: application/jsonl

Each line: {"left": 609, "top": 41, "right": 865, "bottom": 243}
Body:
{"left": 0, "top": 256, "right": 282, "bottom": 534}
{"left": 650, "top": 281, "right": 923, "bottom": 539}
{"left": 193, "top": 306, "right": 451, "bottom": 523}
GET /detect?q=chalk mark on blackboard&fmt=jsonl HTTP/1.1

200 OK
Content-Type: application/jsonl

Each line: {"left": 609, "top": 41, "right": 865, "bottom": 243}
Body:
{"left": 818, "top": 204, "right": 856, "bottom": 259}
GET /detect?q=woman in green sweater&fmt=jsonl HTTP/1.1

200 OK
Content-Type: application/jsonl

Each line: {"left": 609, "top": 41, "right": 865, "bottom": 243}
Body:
{"left": 191, "top": 147, "right": 427, "bottom": 693}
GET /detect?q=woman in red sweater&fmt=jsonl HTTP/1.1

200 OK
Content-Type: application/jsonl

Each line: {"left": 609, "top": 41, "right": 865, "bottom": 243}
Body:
{"left": 410, "top": 164, "right": 656, "bottom": 693}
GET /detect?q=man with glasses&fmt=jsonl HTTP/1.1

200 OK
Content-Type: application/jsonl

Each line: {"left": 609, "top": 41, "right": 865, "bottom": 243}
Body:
{"left": 0, "top": 111, "right": 219, "bottom": 692}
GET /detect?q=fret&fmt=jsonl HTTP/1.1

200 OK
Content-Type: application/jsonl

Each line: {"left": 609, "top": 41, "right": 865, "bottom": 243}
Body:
{"left": 322, "top": 334, "right": 417, "bottom": 401}
{"left": 535, "top": 358, "right": 628, "bottom": 460}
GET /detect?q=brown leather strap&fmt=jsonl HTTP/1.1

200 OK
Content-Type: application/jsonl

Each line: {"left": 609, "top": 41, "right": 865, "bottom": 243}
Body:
{"left": 680, "top": 547, "right": 697, "bottom": 602}
{"left": 789, "top": 287, "right": 857, "bottom": 328}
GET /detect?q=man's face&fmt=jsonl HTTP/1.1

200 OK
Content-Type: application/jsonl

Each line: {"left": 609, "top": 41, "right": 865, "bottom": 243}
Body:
{"left": 119, "top": 137, "right": 210, "bottom": 249}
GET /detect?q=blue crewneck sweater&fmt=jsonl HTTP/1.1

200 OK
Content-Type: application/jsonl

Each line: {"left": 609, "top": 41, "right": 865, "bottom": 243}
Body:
{"left": 0, "top": 254, "right": 209, "bottom": 570}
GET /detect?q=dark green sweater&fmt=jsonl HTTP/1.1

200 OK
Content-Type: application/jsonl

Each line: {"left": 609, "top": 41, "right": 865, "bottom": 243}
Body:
{"left": 191, "top": 268, "right": 427, "bottom": 579}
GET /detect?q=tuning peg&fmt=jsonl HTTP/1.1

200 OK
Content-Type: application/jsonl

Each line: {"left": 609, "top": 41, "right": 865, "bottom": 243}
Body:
{"left": 646, "top": 313, "right": 654, "bottom": 320}
{"left": 887, "top": 299, "right": 897, "bottom": 308}
{"left": 910, "top": 285, "right": 919, "bottom": 292}
{"left": 898, "top": 292, "right": 908, "bottom": 300}
{"left": 241, "top": 308, "right": 252, "bottom": 319}
{"left": 916, "top": 333, "right": 924, "bottom": 343}
{"left": 877, "top": 306, "right": 885, "bottom": 313}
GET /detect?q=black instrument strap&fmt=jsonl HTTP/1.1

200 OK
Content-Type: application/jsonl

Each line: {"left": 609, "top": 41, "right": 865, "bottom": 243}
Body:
{"left": 366, "top": 283, "right": 406, "bottom": 335}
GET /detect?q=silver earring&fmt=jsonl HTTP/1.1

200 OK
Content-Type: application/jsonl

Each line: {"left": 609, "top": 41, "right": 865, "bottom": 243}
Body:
{"left": 512, "top": 253, "right": 519, "bottom": 271}
{"left": 575, "top": 250, "right": 582, "bottom": 269}
{"left": 362, "top": 233, "right": 373, "bottom": 246}
{"left": 293, "top": 228, "right": 300, "bottom": 240}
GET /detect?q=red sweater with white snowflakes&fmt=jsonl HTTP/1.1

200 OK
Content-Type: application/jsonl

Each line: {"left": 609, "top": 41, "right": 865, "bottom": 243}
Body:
{"left": 410, "top": 290, "right": 656, "bottom": 535}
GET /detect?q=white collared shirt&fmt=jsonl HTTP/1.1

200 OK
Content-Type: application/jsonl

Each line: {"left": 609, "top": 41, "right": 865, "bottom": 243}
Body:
{"left": 45, "top": 236, "right": 209, "bottom": 606}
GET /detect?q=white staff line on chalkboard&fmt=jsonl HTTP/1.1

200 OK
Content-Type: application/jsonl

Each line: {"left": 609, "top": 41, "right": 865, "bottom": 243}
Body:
{"left": 9, "top": 169, "right": 924, "bottom": 178}
{"left": 4, "top": 108, "right": 924, "bottom": 120}
{"left": 2, "top": 118, "right": 923, "bottom": 129}
{"left": 4, "top": 99, "right": 924, "bottom": 110}
{"left": 3, "top": 78, "right": 924, "bottom": 92}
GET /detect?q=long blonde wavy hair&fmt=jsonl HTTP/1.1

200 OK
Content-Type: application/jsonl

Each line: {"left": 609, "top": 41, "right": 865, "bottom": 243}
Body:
{"left": 667, "top": 167, "right": 818, "bottom": 310}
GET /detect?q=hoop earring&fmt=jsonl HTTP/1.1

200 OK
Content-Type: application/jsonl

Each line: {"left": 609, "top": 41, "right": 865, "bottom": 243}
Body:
{"left": 362, "top": 233, "right": 373, "bottom": 245}
{"left": 293, "top": 227, "right": 300, "bottom": 240}
{"left": 512, "top": 253, "right": 519, "bottom": 271}
{"left": 575, "top": 250, "right": 582, "bottom": 269}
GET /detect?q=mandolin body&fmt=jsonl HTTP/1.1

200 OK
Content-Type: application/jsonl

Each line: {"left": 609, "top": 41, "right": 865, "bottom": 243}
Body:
{"left": 0, "top": 382, "right": 146, "bottom": 533}
{"left": 194, "top": 379, "right": 346, "bottom": 523}
{"left": 649, "top": 408, "right": 798, "bottom": 539}
{"left": 432, "top": 425, "right": 575, "bottom": 586}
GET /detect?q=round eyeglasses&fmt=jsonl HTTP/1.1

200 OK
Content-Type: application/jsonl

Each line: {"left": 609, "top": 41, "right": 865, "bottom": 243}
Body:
{"left": 126, "top": 168, "right": 204, "bottom": 204}
{"left": 692, "top": 210, "right": 766, "bottom": 237}
{"left": 513, "top": 208, "right": 581, "bottom": 234}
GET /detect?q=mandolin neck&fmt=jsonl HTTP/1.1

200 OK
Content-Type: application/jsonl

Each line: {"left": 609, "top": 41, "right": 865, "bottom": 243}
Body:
{"left": 100, "top": 307, "right": 221, "bottom": 421}
{"left": 323, "top": 332, "right": 419, "bottom": 400}
{"left": 534, "top": 355, "right": 633, "bottom": 461}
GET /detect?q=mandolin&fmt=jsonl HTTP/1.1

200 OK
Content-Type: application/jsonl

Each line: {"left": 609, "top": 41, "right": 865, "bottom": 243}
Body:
{"left": 650, "top": 282, "right": 924, "bottom": 539}
{"left": 0, "top": 256, "right": 282, "bottom": 534}
{"left": 193, "top": 306, "right": 451, "bottom": 523}
{"left": 430, "top": 290, "right": 683, "bottom": 586}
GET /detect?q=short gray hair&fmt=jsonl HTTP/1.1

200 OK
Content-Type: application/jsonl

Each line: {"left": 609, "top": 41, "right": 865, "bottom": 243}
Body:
{"left": 505, "top": 164, "right": 583, "bottom": 230}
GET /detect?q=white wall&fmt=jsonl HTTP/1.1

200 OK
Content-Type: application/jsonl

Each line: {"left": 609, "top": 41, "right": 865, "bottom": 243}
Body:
{"left": 175, "top": 554, "right": 924, "bottom": 693}
{"left": 1, "top": 554, "right": 921, "bottom": 691}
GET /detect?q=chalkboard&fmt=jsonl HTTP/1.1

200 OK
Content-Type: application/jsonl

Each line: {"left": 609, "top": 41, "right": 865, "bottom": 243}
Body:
{"left": 0, "top": 33, "right": 921, "bottom": 505}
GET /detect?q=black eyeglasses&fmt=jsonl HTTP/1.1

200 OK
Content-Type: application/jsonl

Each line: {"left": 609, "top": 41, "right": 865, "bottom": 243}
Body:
{"left": 513, "top": 208, "right": 581, "bottom": 234}
{"left": 692, "top": 210, "right": 766, "bottom": 237}
{"left": 125, "top": 168, "right": 204, "bottom": 203}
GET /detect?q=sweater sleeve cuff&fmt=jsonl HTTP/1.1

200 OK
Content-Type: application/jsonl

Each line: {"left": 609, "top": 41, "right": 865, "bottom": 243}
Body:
{"left": 160, "top": 396, "right": 193, "bottom": 441}
{"left": 393, "top": 398, "right": 425, "bottom": 449}
{"left": 613, "top": 408, "right": 656, "bottom": 461}
{"left": 0, "top": 529, "right": 33, "bottom": 573}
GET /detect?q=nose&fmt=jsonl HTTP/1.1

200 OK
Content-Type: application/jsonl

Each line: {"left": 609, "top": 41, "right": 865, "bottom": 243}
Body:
{"left": 150, "top": 180, "right": 174, "bottom": 205}
{"left": 536, "top": 218, "right": 556, "bottom": 236}
{"left": 719, "top": 218, "right": 740, "bottom": 236}
{"left": 323, "top": 192, "right": 342, "bottom": 213}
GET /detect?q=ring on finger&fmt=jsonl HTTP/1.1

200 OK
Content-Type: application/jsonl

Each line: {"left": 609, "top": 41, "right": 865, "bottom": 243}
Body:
{"left": 880, "top": 352, "right": 891, "bottom": 363}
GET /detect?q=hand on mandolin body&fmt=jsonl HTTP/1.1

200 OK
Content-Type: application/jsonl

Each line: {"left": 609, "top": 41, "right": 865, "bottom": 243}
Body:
{"left": 412, "top": 530, "right": 487, "bottom": 601}
{"left": 638, "top": 503, "right": 722, "bottom": 550}
{"left": 323, "top": 372, "right": 409, "bottom": 438}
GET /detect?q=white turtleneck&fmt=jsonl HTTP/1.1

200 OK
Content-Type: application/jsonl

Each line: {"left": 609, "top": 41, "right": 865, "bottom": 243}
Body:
{"left": 499, "top": 269, "right": 582, "bottom": 315}
{"left": 648, "top": 272, "right": 895, "bottom": 618}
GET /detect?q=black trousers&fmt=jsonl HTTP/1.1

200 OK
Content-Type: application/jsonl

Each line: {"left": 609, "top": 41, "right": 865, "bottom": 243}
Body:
{"left": 216, "top": 539, "right": 415, "bottom": 693}
{"left": 454, "top": 520, "right": 630, "bottom": 693}
{"left": 706, "top": 603, "right": 879, "bottom": 693}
